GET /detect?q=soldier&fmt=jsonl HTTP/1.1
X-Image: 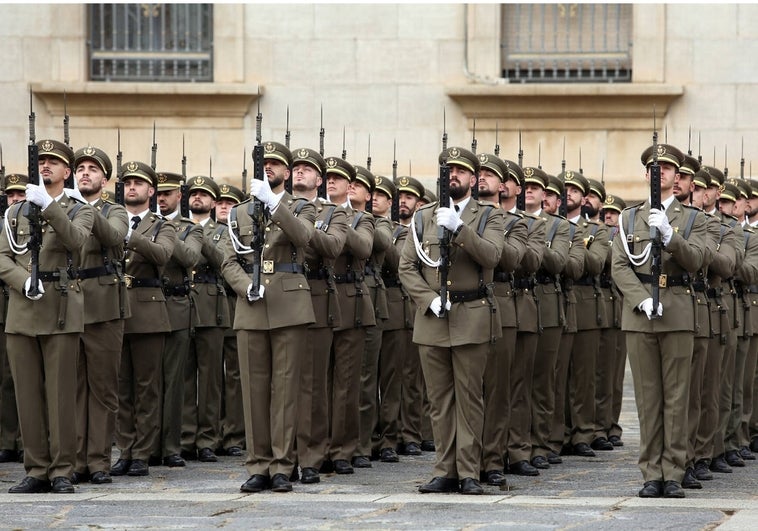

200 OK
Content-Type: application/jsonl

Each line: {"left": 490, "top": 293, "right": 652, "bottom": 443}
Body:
{"left": 0, "top": 174, "right": 27, "bottom": 464}
{"left": 154, "top": 172, "right": 203, "bottom": 467}
{"left": 601, "top": 193, "right": 628, "bottom": 447}
{"left": 527, "top": 172, "right": 572, "bottom": 470}
{"left": 292, "top": 147, "right": 348, "bottom": 484}
{"left": 72, "top": 147, "right": 130, "bottom": 485}
{"left": 323, "top": 156, "right": 375, "bottom": 475}
{"left": 184, "top": 176, "right": 230, "bottom": 462}
{"left": 0, "top": 140, "right": 94, "bottom": 493}
{"left": 612, "top": 143, "right": 706, "bottom": 498}
{"left": 476, "top": 154, "right": 528, "bottom": 486}
{"left": 222, "top": 141, "right": 316, "bottom": 493}
{"left": 744, "top": 179, "right": 758, "bottom": 455}
{"left": 392, "top": 177, "right": 427, "bottom": 457}
{"left": 351, "top": 166, "right": 392, "bottom": 467}
{"left": 111, "top": 161, "right": 177, "bottom": 478}
{"left": 215, "top": 184, "right": 247, "bottom": 456}
{"left": 399, "top": 147, "right": 505, "bottom": 495}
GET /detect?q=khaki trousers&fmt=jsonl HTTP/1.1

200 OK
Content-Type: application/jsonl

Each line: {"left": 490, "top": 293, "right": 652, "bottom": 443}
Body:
{"left": 221, "top": 330, "right": 245, "bottom": 451}
{"left": 375, "top": 327, "right": 405, "bottom": 451}
{"left": 182, "top": 326, "right": 224, "bottom": 451}
{"left": 399, "top": 335, "right": 423, "bottom": 446}
{"left": 0, "top": 329, "right": 21, "bottom": 452}
{"left": 162, "top": 327, "right": 189, "bottom": 458}
{"left": 687, "top": 337, "right": 709, "bottom": 465}
{"left": 297, "top": 327, "right": 333, "bottom": 468}
{"left": 328, "top": 327, "right": 365, "bottom": 461}
{"left": 530, "top": 326, "right": 562, "bottom": 460}
{"left": 482, "top": 327, "right": 516, "bottom": 472}
{"left": 358, "top": 324, "right": 381, "bottom": 457}
{"left": 568, "top": 329, "right": 599, "bottom": 446}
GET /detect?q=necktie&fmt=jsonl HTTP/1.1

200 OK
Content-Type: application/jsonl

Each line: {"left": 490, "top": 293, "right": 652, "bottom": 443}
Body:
{"left": 454, "top": 205, "right": 460, "bottom": 213}
{"left": 131, "top": 216, "right": 141, "bottom": 230}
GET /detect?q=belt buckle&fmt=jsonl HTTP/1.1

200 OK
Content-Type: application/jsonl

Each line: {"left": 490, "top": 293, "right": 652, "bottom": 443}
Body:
{"left": 124, "top": 275, "right": 133, "bottom": 288}
{"left": 659, "top": 274, "right": 667, "bottom": 288}
{"left": 262, "top": 260, "right": 274, "bottom": 274}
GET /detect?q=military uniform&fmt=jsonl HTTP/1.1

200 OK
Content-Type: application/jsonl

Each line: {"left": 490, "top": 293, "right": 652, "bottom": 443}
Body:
{"left": 399, "top": 147, "right": 505, "bottom": 491}
{"left": 72, "top": 147, "right": 131, "bottom": 482}
{"left": 113, "top": 162, "right": 177, "bottom": 476}
{"left": 222, "top": 142, "right": 316, "bottom": 490}
{"left": 612, "top": 144, "right": 706, "bottom": 495}
{"left": 0, "top": 140, "right": 95, "bottom": 491}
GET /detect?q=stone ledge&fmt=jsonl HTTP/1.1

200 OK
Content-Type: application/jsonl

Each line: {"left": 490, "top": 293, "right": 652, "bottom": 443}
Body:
{"left": 32, "top": 82, "right": 261, "bottom": 121}
{"left": 445, "top": 83, "right": 684, "bottom": 131}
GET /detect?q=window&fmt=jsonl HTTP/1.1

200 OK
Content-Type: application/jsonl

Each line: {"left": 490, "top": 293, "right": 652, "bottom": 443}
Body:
{"left": 88, "top": 3, "right": 213, "bottom": 82}
{"left": 501, "top": 4, "right": 632, "bottom": 83}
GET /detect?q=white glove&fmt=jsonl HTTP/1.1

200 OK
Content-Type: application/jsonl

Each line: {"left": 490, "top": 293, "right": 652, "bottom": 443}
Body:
{"left": 250, "top": 177, "right": 280, "bottom": 210}
{"left": 247, "top": 283, "right": 265, "bottom": 302}
{"left": 25, "top": 184, "right": 54, "bottom": 210}
{"left": 63, "top": 187, "right": 86, "bottom": 203}
{"left": 429, "top": 296, "right": 452, "bottom": 317}
{"left": 436, "top": 207, "right": 463, "bottom": 233}
{"left": 638, "top": 297, "right": 663, "bottom": 320}
{"left": 23, "top": 277, "right": 45, "bottom": 301}
{"left": 648, "top": 208, "right": 673, "bottom": 246}
{"left": 125, "top": 228, "right": 133, "bottom": 243}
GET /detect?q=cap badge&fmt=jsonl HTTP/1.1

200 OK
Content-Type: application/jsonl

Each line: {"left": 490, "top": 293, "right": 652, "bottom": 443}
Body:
{"left": 449, "top": 148, "right": 460, "bottom": 159}
{"left": 524, "top": 167, "right": 534, "bottom": 178}
{"left": 478, "top": 154, "right": 488, "bottom": 164}
{"left": 195, "top": 177, "right": 205, "bottom": 186}
{"left": 719, "top": 184, "right": 726, "bottom": 193}
{"left": 399, "top": 177, "right": 410, "bottom": 187}
{"left": 566, "top": 171, "right": 574, "bottom": 181}
{"left": 327, "top": 158, "right": 337, "bottom": 168}
{"left": 41, "top": 140, "right": 54, "bottom": 152}
{"left": 297, "top": 148, "right": 309, "bottom": 158}
{"left": 220, "top": 185, "right": 230, "bottom": 194}
{"left": 101, "top": 190, "right": 109, "bottom": 201}
{"left": 7, "top": 174, "right": 19, "bottom": 184}
{"left": 605, "top": 195, "right": 615, "bottom": 205}
{"left": 657, "top": 145, "right": 667, "bottom": 156}
{"left": 375, "top": 176, "right": 383, "bottom": 186}
{"left": 264, "top": 142, "right": 275, "bottom": 153}
{"left": 158, "top": 174, "right": 168, "bottom": 183}
{"left": 126, "top": 162, "right": 138, "bottom": 172}
{"left": 83, "top": 146, "right": 96, "bottom": 156}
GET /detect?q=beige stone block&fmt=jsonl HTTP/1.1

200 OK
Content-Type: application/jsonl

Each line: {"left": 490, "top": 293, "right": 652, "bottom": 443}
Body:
{"left": 313, "top": 4, "right": 399, "bottom": 39}
{"left": 215, "top": 4, "right": 245, "bottom": 38}
{"left": 632, "top": 4, "right": 664, "bottom": 82}
{"left": 355, "top": 39, "right": 437, "bottom": 84}
{"left": 694, "top": 39, "right": 758, "bottom": 84}
{"left": 736, "top": 86, "right": 758, "bottom": 133}
{"left": 267, "top": 39, "right": 356, "bottom": 85}
{"left": 398, "top": 4, "right": 459, "bottom": 40}
{"left": 215, "top": 36, "right": 244, "bottom": 84}
{"left": 665, "top": 38, "right": 694, "bottom": 85}
{"left": 667, "top": 4, "right": 736, "bottom": 39}
{"left": 737, "top": 4, "right": 758, "bottom": 38}
{"left": 0, "top": 5, "right": 46, "bottom": 37}
{"left": 0, "top": 40, "right": 23, "bottom": 82}
{"left": 51, "top": 5, "right": 85, "bottom": 38}
{"left": 244, "top": 39, "right": 274, "bottom": 83}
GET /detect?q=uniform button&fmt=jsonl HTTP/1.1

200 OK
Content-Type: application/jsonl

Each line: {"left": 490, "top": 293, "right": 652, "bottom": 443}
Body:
{"left": 266, "top": 227, "right": 271, "bottom": 232}
{"left": 265, "top": 279, "right": 270, "bottom": 285}
{"left": 265, "top": 244, "right": 270, "bottom": 248}
{"left": 447, "top": 280, "right": 452, "bottom": 286}
{"left": 298, "top": 284, "right": 303, "bottom": 288}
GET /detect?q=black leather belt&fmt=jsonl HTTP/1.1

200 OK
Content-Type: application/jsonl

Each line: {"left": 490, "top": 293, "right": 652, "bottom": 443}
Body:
{"left": 599, "top": 275, "right": 613, "bottom": 289}
{"left": 383, "top": 277, "right": 401, "bottom": 288}
{"left": 512, "top": 277, "right": 534, "bottom": 290}
{"left": 692, "top": 280, "right": 707, "bottom": 292}
{"left": 448, "top": 287, "right": 488, "bottom": 303}
{"left": 193, "top": 272, "right": 219, "bottom": 284}
{"left": 493, "top": 272, "right": 510, "bottom": 283}
{"left": 164, "top": 285, "right": 190, "bottom": 297}
{"left": 707, "top": 287, "right": 722, "bottom": 298}
{"left": 535, "top": 273, "right": 557, "bottom": 285}
{"left": 240, "top": 262, "right": 305, "bottom": 275}
{"left": 127, "top": 277, "right": 162, "bottom": 289}
{"left": 77, "top": 265, "right": 118, "bottom": 280}
{"left": 38, "top": 270, "right": 67, "bottom": 283}
{"left": 306, "top": 268, "right": 330, "bottom": 280}
{"left": 334, "top": 272, "right": 363, "bottom": 284}
{"left": 747, "top": 286, "right": 758, "bottom": 294}
{"left": 635, "top": 273, "right": 690, "bottom": 287}
{"left": 574, "top": 275, "right": 595, "bottom": 286}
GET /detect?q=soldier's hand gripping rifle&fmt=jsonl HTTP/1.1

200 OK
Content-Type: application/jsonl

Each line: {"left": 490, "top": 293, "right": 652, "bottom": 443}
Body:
{"left": 26, "top": 90, "right": 42, "bottom": 298}
{"left": 649, "top": 112, "right": 663, "bottom": 320}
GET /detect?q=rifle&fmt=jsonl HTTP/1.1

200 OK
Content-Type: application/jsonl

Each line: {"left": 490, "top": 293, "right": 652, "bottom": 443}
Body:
{"left": 149, "top": 122, "right": 158, "bottom": 212}
{"left": 437, "top": 135, "right": 451, "bottom": 319}
{"left": 115, "top": 128, "right": 124, "bottom": 205}
{"left": 494, "top": 123, "right": 500, "bottom": 157}
{"left": 285, "top": 107, "right": 292, "bottom": 193}
{"left": 741, "top": 138, "right": 745, "bottom": 179}
{"left": 26, "top": 89, "right": 42, "bottom": 297}
{"left": 559, "top": 139, "right": 567, "bottom": 217}
{"left": 0, "top": 143, "right": 7, "bottom": 216}
{"left": 649, "top": 109, "right": 662, "bottom": 320}
{"left": 390, "top": 139, "right": 399, "bottom": 222}
{"left": 724, "top": 145, "right": 729, "bottom": 178}
{"left": 317, "top": 105, "right": 327, "bottom": 198}
{"left": 470, "top": 119, "right": 478, "bottom": 199}
{"left": 62, "top": 92, "right": 75, "bottom": 189}
{"left": 516, "top": 130, "right": 525, "bottom": 211}
{"left": 180, "top": 135, "right": 190, "bottom": 218}
{"left": 341, "top": 126, "right": 347, "bottom": 160}
{"left": 241, "top": 149, "right": 248, "bottom": 196}
{"left": 248, "top": 94, "right": 267, "bottom": 302}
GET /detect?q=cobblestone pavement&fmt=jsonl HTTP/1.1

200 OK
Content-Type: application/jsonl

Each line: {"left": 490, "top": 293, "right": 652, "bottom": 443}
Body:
{"left": 0, "top": 363, "right": 757, "bottom": 529}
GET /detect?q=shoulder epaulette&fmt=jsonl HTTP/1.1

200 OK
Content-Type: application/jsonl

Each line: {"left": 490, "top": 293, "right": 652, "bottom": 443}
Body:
{"left": 418, "top": 202, "right": 437, "bottom": 212}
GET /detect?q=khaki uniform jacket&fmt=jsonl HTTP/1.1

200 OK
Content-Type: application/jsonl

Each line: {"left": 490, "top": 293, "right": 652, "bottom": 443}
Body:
{"left": 513, "top": 212, "right": 546, "bottom": 333}
{"left": 534, "top": 214, "right": 570, "bottom": 329}
{"left": 574, "top": 219, "right": 610, "bottom": 330}
{"left": 612, "top": 199, "right": 707, "bottom": 333}
{"left": 562, "top": 220, "right": 586, "bottom": 333}
{"left": 332, "top": 205, "right": 376, "bottom": 331}
{"left": 741, "top": 224, "right": 758, "bottom": 332}
{"left": 399, "top": 199, "right": 506, "bottom": 347}
{"left": 192, "top": 218, "right": 231, "bottom": 328}
{"left": 493, "top": 212, "right": 528, "bottom": 329}
{"left": 383, "top": 222, "right": 415, "bottom": 331}
{"left": 0, "top": 196, "right": 94, "bottom": 336}
{"left": 365, "top": 216, "right": 392, "bottom": 321}
{"left": 123, "top": 212, "right": 177, "bottom": 334}
{"left": 700, "top": 214, "right": 736, "bottom": 338}
{"left": 163, "top": 216, "right": 202, "bottom": 331}
{"left": 303, "top": 199, "right": 348, "bottom": 329}
{"left": 80, "top": 199, "right": 131, "bottom": 324}
{"left": 222, "top": 193, "right": 316, "bottom": 330}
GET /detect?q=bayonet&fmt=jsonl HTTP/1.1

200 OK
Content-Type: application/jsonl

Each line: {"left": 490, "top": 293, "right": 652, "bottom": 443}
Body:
{"left": 442, "top": 107, "right": 448, "bottom": 151}
{"left": 494, "top": 122, "right": 500, "bottom": 157}
{"left": 579, "top": 147, "right": 583, "bottom": 175}
{"left": 151, "top": 121, "right": 157, "bottom": 170}
{"left": 688, "top": 126, "right": 692, "bottom": 156}
{"left": 366, "top": 134, "right": 371, "bottom": 171}
{"left": 319, "top": 104, "right": 325, "bottom": 156}
{"left": 741, "top": 138, "right": 745, "bottom": 179}
{"left": 242, "top": 149, "right": 248, "bottom": 196}
{"left": 63, "top": 90, "right": 70, "bottom": 147}
{"left": 561, "top": 137, "right": 566, "bottom": 174}
{"left": 392, "top": 139, "right": 397, "bottom": 180}
{"left": 285, "top": 106, "right": 291, "bottom": 149}
{"left": 538, "top": 143, "right": 542, "bottom": 170}
{"left": 471, "top": 119, "right": 477, "bottom": 154}
{"left": 518, "top": 130, "right": 523, "bottom": 168}
{"left": 341, "top": 126, "right": 346, "bottom": 160}
{"left": 724, "top": 145, "right": 728, "bottom": 177}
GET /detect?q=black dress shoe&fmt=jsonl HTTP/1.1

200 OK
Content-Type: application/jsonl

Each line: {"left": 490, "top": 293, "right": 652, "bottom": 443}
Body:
{"left": 418, "top": 476, "right": 458, "bottom": 493}
{"left": 290, "top": 468, "right": 300, "bottom": 482}
{"left": 240, "top": 474, "right": 269, "bottom": 493}
{"left": 163, "top": 454, "right": 186, "bottom": 467}
{"left": 591, "top": 437, "right": 614, "bottom": 451}
{"left": 608, "top": 435, "right": 624, "bottom": 447}
{"left": 351, "top": 455, "right": 371, "bottom": 468}
{"left": 531, "top": 456, "right": 550, "bottom": 469}
{"left": 127, "top": 459, "right": 149, "bottom": 476}
{"left": 319, "top": 460, "right": 334, "bottom": 474}
{"left": 484, "top": 470, "right": 507, "bottom": 486}
{"left": 225, "top": 446, "right": 244, "bottom": 457}
{"left": 334, "top": 459, "right": 354, "bottom": 474}
{"left": 710, "top": 455, "right": 733, "bottom": 473}
{"left": 725, "top": 449, "right": 745, "bottom": 467}
{"left": 380, "top": 448, "right": 399, "bottom": 463}
{"left": 573, "top": 443, "right": 596, "bottom": 457}
{"left": 739, "top": 446, "right": 756, "bottom": 460}
{"left": 300, "top": 467, "right": 320, "bottom": 484}
{"left": 16, "top": 450, "right": 23, "bottom": 463}
{"left": 51, "top": 476, "right": 75, "bottom": 493}
{"left": 198, "top": 447, "right": 218, "bottom": 463}
{"left": 751, "top": 437, "right": 758, "bottom": 453}
{"left": 148, "top": 455, "right": 162, "bottom": 467}
{"left": 180, "top": 449, "right": 198, "bottom": 461}
{"left": 270, "top": 473, "right": 293, "bottom": 492}
{"left": 663, "top": 480, "right": 685, "bottom": 498}
{"left": 638, "top": 480, "right": 663, "bottom": 498}
{"left": 402, "top": 442, "right": 422, "bottom": 456}
{"left": 90, "top": 471, "right": 112, "bottom": 484}
{"left": 8, "top": 476, "right": 51, "bottom": 494}
{"left": 420, "top": 440, "right": 435, "bottom": 452}
{"left": 459, "top": 477, "right": 484, "bottom": 495}
{"left": 110, "top": 458, "right": 131, "bottom": 476}
{"left": 0, "top": 449, "right": 18, "bottom": 463}
{"left": 560, "top": 443, "right": 574, "bottom": 456}
{"left": 508, "top": 460, "right": 539, "bottom": 476}
{"left": 547, "top": 452, "right": 563, "bottom": 465}
{"left": 694, "top": 460, "right": 714, "bottom": 481}
{"left": 71, "top": 471, "right": 90, "bottom": 484}
{"left": 682, "top": 467, "right": 702, "bottom": 489}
